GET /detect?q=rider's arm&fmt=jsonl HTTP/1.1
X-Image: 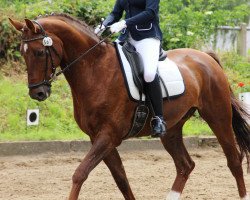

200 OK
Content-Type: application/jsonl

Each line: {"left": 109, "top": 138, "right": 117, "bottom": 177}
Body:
{"left": 103, "top": 0, "right": 124, "bottom": 26}
{"left": 126, "top": 0, "right": 159, "bottom": 26}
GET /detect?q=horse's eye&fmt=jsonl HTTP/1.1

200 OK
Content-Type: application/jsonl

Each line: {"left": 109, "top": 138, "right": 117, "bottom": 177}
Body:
{"left": 34, "top": 49, "right": 45, "bottom": 57}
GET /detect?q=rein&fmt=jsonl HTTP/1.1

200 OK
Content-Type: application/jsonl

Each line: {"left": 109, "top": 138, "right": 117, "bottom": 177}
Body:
{"left": 55, "top": 32, "right": 113, "bottom": 77}
{"left": 22, "top": 20, "right": 112, "bottom": 89}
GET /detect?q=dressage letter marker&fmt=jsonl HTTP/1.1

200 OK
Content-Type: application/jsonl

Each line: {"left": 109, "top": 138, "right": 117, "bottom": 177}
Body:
{"left": 27, "top": 109, "right": 39, "bottom": 126}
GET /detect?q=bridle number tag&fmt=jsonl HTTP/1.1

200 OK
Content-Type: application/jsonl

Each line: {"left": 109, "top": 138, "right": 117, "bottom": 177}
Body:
{"left": 43, "top": 37, "right": 53, "bottom": 46}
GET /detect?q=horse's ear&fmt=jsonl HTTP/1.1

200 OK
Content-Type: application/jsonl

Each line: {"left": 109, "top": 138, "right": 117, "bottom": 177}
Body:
{"left": 24, "top": 19, "right": 40, "bottom": 33}
{"left": 9, "top": 18, "right": 25, "bottom": 32}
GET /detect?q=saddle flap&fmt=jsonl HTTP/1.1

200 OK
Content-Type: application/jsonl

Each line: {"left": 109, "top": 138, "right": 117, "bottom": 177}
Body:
{"left": 122, "top": 42, "right": 144, "bottom": 95}
{"left": 122, "top": 42, "right": 144, "bottom": 75}
{"left": 122, "top": 41, "right": 136, "bottom": 53}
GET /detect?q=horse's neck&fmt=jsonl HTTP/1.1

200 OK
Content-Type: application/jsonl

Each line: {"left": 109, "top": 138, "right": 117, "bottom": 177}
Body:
{"left": 53, "top": 22, "right": 99, "bottom": 65}
{"left": 62, "top": 44, "right": 111, "bottom": 93}
{"left": 48, "top": 19, "right": 118, "bottom": 100}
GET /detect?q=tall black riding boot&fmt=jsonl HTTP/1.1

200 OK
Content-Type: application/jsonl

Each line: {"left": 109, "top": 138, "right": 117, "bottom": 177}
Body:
{"left": 144, "top": 75, "right": 166, "bottom": 137}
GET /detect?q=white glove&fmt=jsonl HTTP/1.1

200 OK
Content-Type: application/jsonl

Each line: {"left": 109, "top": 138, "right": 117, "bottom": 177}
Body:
{"left": 94, "top": 24, "right": 106, "bottom": 36}
{"left": 110, "top": 20, "right": 127, "bottom": 33}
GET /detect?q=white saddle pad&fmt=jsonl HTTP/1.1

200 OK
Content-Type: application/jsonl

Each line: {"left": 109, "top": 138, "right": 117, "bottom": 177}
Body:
{"left": 116, "top": 42, "right": 185, "bottom": 101}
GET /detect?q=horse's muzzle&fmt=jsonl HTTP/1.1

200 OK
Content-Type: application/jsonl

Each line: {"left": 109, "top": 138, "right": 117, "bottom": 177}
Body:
{"left": 29, "top": 85, "right": 51, "bottom": 101}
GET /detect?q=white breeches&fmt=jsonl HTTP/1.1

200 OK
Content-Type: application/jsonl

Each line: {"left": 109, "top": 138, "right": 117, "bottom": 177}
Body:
{"left": 128, "top": 36, "right": 160, "bottom": 83}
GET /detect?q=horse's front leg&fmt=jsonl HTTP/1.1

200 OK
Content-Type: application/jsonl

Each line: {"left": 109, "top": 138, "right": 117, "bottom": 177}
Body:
{"left": 68, "top": 133, "right": 114, "bottom": 200}
{"left": 103, "top": 148, "right": 135, "bottom": 200}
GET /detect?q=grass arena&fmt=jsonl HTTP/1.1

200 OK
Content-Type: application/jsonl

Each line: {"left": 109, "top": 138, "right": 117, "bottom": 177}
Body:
{"left": 0, "top": 141, "right": 249, "bottom": 200}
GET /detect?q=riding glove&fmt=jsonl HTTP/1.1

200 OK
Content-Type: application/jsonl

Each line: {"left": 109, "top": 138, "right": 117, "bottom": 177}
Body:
{"left": 94, "top": 24, "right": 106, "bottom": 36}
{"left": 110, "top": 20, "right": 127, "bottom": 33}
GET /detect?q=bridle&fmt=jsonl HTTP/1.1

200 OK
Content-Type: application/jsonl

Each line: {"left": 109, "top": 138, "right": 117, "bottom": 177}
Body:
{"left": 22, "top": 21, "right": 61, "bottom": 89}
{"left": 22, "top": 20, "right": 112, "bottom": 90}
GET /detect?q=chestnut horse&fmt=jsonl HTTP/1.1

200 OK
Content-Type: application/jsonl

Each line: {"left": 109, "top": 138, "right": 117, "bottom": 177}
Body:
{"left": 9, "top": 14, "right": 250, "bottom": 200}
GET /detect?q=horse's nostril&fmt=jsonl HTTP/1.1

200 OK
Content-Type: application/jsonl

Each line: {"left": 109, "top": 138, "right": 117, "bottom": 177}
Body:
{"left": 30, "top": 85, "right": 51, "bottom": 101}
{"left": 37, "top": 92, "right": 45, "bottom": 99}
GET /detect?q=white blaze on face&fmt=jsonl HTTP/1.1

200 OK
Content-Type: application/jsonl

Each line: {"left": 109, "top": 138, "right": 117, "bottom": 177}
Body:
{"left": 20, "top": 43, "right": 29, "bottom": 53}
{"left": 23, "top": 43, "right": 28, "bottom": 53}
{"left": 166, "top": 190, "right": 181, "bottom": 200}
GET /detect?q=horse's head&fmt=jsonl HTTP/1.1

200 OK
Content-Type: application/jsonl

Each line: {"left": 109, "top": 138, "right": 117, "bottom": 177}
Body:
{"left": 9, "top": 18, "right": 63, "bottom": 101}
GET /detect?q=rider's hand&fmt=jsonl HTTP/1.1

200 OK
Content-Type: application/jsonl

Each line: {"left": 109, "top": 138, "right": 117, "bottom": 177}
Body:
{"left": 110, "top": 20, "right": 127, "bottom": 33}
{"left": 94, "top": 24, "right": 106, "bottom": 36}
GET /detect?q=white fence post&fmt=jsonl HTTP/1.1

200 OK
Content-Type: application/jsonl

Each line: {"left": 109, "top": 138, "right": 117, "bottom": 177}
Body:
{"left": 211, "top": 24, "right": 249, "bottom": 57}
{"left": 238, "top": 23, "right": 247, "bottom": 57}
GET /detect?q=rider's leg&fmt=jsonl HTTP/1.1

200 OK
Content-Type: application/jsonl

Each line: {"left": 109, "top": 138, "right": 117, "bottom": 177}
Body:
{"left": 128, "top": 37, "right": 166, "bottom": 136}
{"left": 144, "top": 74, "right": 166, "bottom": 136}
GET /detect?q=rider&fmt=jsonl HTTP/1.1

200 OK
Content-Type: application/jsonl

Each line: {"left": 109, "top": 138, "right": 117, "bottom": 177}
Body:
{"left": 95, "top": 0, "right": 166, "bottom": 137}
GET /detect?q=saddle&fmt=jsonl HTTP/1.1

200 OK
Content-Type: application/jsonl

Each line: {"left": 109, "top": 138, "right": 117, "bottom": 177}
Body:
{"left": 115, "top": 41, "right": 185, "bottom": 139}
{"left": 122, "top": 41, "right": 168, "bottom": 101}
{"left": 121, "top": 41, "right": 167, "bottom": 139}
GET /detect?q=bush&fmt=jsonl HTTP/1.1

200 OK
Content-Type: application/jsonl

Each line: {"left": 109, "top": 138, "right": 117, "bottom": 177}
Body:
{"left": 0, "top": 17, "right": 21, "bottom": 60}
{"left": 160, "top": 0, "right": 250, "bottom": 49}
{"left": 1, "top": 0, "right": 249, "bottom": 63}
{"left": 220, "top": 52, "right": 250, "bottom": 93}
{"left": 0, "top": 0, "right": 115, "bottom": 64}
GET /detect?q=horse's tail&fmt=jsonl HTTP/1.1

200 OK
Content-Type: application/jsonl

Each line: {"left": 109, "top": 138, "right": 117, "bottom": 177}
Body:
{"left": 231, "top": 94, "right": 250, "bottom": 151}
{"left": 231, "top": 95, "right": 250, "bottom": 153}
{"left": 231, "top": 94, "right": 250, "bottom": 173}
{"left": 205, "top": 51, "right": 223, "bottom": 68}
{"left": 206, "top": 51, "right": 250, "bottom": 172}
{"left": 206, "top": 51, "right": 250, "bottom": 152}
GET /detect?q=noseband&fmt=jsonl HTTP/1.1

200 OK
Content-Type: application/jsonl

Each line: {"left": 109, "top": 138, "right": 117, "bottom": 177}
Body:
{"left": 22, "top": 20, "right": 61, "bottom": 89}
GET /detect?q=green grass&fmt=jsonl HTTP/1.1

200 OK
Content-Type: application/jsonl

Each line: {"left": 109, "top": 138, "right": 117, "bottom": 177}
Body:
{"left": 0, "top": 76, "right": 88, "bottom": 142}
{"left": 0, "top": 74, "right": 213, "bottom": 142}
{"left": 183, "top": 117, "right": 212, "bottom": 136}
{"left": 0, "top": 53, "right": 248, "bottom": 142}
{"left": 220, "top": 52, "right": 250, "bottom": 93}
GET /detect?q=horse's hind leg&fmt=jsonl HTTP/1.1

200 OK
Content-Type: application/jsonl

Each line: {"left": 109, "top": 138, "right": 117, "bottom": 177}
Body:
{"left": 103, "top": 148, "right": 135, "bottom": 200}
{"left": 199, "top": 104, "right": 249, "bottom": 199}
{"left": 161, "top": 121, "right": 195, "bottom": 199}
